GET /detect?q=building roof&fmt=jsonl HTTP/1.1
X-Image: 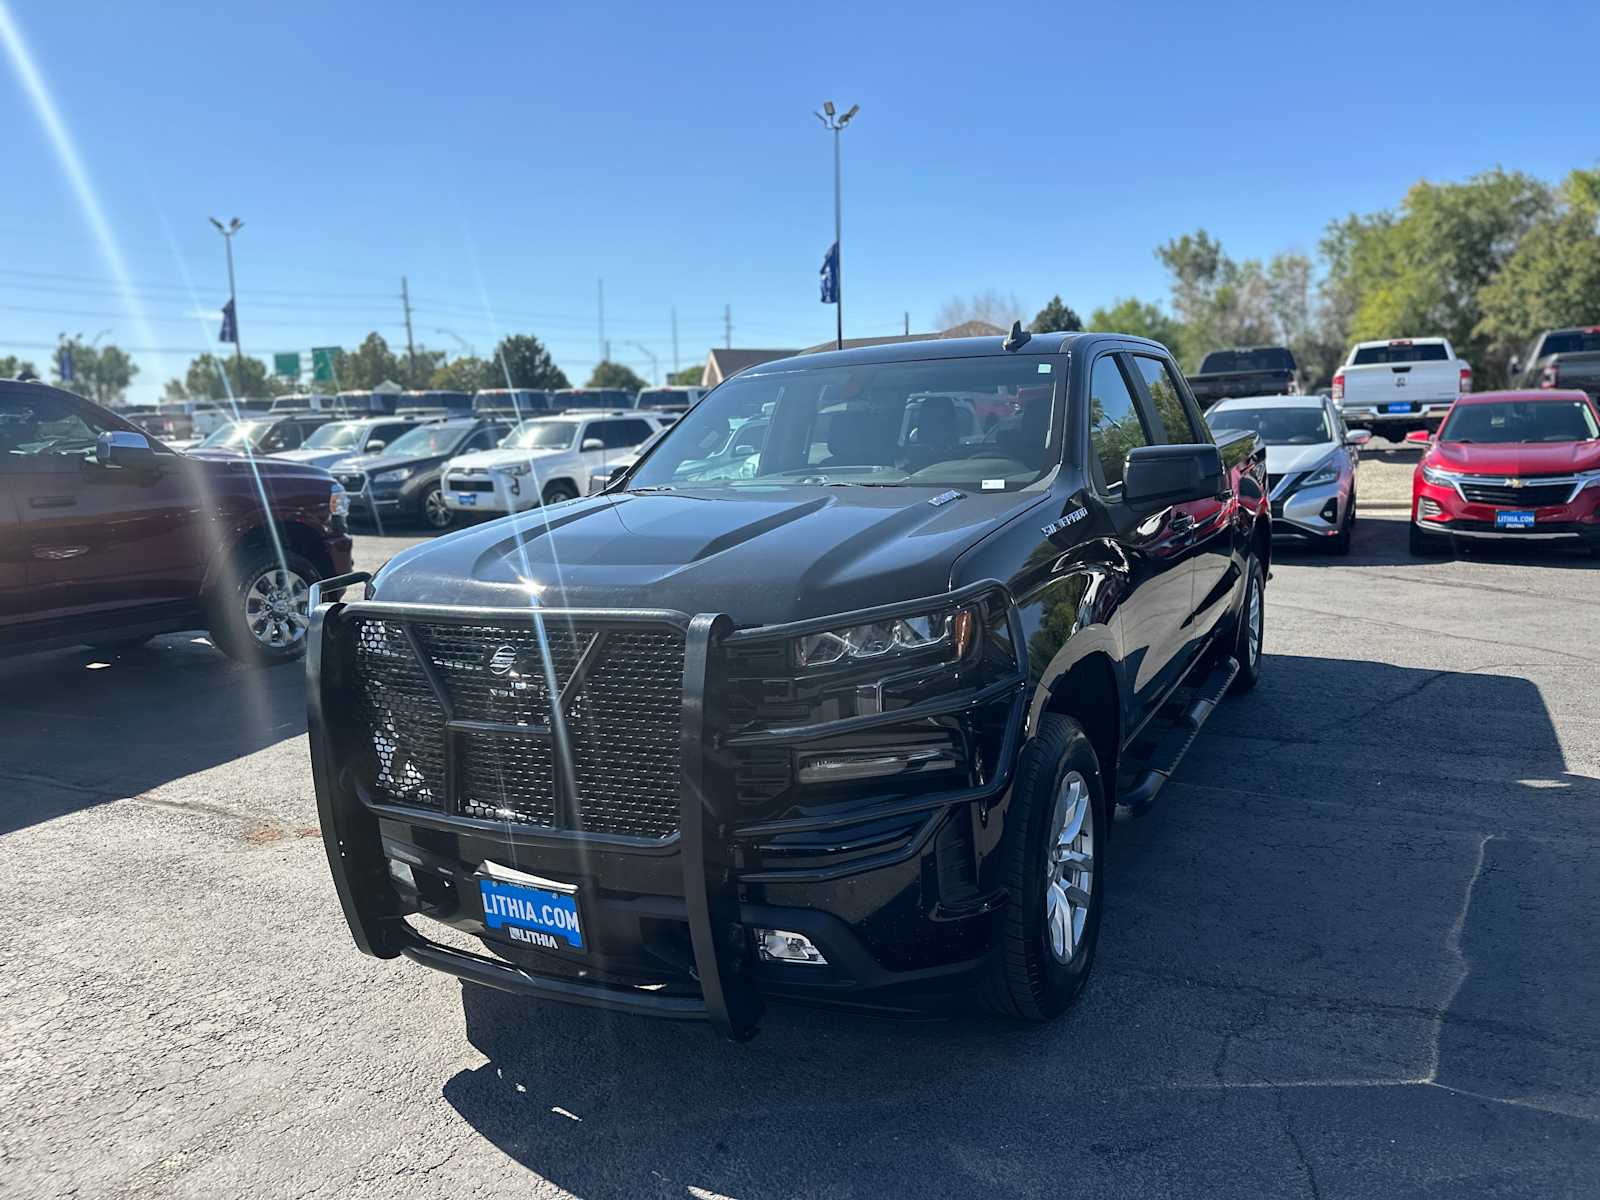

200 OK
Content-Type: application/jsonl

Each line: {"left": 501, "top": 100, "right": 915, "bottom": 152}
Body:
{"left": 702, "top": 347, "right": 800, "bottom": 387}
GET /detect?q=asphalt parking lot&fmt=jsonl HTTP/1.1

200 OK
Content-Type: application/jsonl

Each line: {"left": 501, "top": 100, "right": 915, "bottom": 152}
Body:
{"left": 3, "top": 455, "right": 1598, "bottom": 1199}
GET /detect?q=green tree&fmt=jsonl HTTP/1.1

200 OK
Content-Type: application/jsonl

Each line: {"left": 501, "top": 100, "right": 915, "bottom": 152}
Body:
{"left": 1322, "top": 168, "right": 1553, "bottom": 387}
{"left": 1029, "top": 295, "right": 1083, "bottom": 334}
{"left": 331, "top": 333, "right": 404, "bottom": 390}
{"left": 1477, "top": 169, "right": 1600, "bottom": 369}
{"left": 179, "top": 353, "right": 275, "bottom": 400}
{"left": 490, "top": 334, "right": 569, "bottom": 390}
{"left": 430, "top": 355, "right": 498, "bottom": 393}
{"left": 51, "top": 338, "right": 139, "bottom": 405}
{"left": 586, "top": 360, "right": 647, "bottom": 391}
{"left": 1, "top": 354, "right": 39, "bottom": 380}
{"left": 1155, "top": 230, "right": 1277, "bottom": 367}
{"left": 667, "top": 365, "right": 705, "bottom": 386}
{"left": 1087, "top": 297, "right": 1186, "bottom": 355}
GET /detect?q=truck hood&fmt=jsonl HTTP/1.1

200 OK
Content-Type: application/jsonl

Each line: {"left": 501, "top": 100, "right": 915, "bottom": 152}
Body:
{"left": 1265, "top": 443, "right": 1338, "bottom": 476}
{"left": 1432, "top": 440, "right": 1600, "bottom": 476}
{"left": 272, "top": 448, "right": 351, "bottom": 470}
{"left": 184, "top": 449, "right": 334, "bottom": 481}
{"left": 371, "top": 486, "right": 1046, "bottom": 626}
{"left": 333, "top": 450, "right": 445, "bottom": 476}
{"left": 446, "top": 446, "right": 568, "bottom": 471}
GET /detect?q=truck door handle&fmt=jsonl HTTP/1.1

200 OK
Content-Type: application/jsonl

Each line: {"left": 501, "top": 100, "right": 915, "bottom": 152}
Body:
{"left": 1168, "top": 511, "right": 1194, "bottom": 534}
{"left": 30, "top": 495, "right": 78, "bottom": 509}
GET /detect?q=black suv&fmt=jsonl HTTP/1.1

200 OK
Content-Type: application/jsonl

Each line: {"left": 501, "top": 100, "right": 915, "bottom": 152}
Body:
{"left": 334, "top": 417, "right": 509, "bottom": 530}
{"left": 308, "top": 330, "right": 1269, "bottom": 1038}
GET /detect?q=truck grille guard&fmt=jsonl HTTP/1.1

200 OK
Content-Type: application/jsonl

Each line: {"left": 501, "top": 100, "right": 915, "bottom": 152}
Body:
{"left": 306, "top": 574, "right": 1027, "bottom": 1039}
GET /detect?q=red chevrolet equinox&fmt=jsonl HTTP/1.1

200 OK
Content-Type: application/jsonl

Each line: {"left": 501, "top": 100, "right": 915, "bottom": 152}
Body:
{"left": 1409, "top": 389, "right": 1600, "bottom": 557}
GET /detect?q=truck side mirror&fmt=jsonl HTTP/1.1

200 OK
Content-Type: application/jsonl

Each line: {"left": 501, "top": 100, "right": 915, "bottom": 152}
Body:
{"left": 96, "top": 430, "right": 156, "bottom": 468}
{"left": 1122, "top": 443, "right": 1223, "bottom": 509}
{"left": 581, "top": 437, "right": 605, "bottom": 452}
{"left": 1404, "top": 429, "right": 1433, "bottom": 444}
{"left": 365, "top": 440, "right": 386, "bottom": 454}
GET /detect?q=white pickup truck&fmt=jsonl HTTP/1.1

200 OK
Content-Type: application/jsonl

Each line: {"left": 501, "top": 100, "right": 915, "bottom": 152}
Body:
{"left": 441, "top": 411, "right": 672, "bottom": 513}
{"left": 1333, "top": 337, "right": 1472, "bottom": 442}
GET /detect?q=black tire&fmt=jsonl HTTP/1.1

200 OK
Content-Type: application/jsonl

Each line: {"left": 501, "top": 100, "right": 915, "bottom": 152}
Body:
{"left": 980, "top": 713, "right": 1107, "bottom": 1022}
{"left": 1230, "top": 554, "right": 1265, "bottom": 693}
{"left": 207, "top": 548, "right": 320, "bottom": 666}
{"left": 418, "top": 486, "right": 456, "bottom": 531}
{"left": 542, "top": 480, "right": 579, "bottom": 505}
{"left": 1409, "top": 522, "right": 1446, "bottom": 556}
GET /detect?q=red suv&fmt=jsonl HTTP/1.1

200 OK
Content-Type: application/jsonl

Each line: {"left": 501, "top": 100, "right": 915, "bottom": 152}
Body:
{"left": 0, "top": 379, "right": 354, "bottom": 663}
{"left": 1409, "top": 389, "right": 1600, "bottom": 557}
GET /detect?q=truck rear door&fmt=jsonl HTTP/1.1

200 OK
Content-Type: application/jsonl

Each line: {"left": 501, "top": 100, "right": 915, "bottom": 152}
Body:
{"left": 1345, "top": 341, "right": 1460, "bottom": 410}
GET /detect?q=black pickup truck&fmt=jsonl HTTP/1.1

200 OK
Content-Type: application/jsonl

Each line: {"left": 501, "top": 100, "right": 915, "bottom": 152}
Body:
{"left": 307, "top": 329, "right": 1269, "bottom": 1039}
{"left": 1513, "top": 327, "right": 1600, "bottom": 399}
{"left": 1187, "top": 346, "right": 1299, "bottom": 409}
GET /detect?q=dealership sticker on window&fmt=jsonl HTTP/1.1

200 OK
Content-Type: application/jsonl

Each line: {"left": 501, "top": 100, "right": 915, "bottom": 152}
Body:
{"left": 982, "top": 479, "right": 1005, "bottom": 490}
{"left": 1038, "top": 363, "right": 1052, "bottom": 373}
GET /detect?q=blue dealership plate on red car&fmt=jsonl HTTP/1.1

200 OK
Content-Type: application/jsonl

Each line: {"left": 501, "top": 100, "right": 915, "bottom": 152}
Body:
{"left": 478, "top": 865, "right": 584, "bottom": 952}
{"left": 1495, "top": 510, "right": 1535, "bottom": 529}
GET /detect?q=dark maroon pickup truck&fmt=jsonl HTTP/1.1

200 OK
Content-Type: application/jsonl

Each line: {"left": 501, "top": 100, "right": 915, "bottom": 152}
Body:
{"left": 0, "top": 378, "right": 353, "bottom": 663}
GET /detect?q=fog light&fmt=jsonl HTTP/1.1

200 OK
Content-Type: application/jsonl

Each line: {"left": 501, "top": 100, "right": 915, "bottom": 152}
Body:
{"left": 1320, "top": 497, "right": 1339, "bottom": 523}
{"left": 755, "top": 928, "right": 827, "bottom": 965}
{"left": 388, "top": 859, "right": 416, "bottom": 890}
{"left": 1419, "top": 497, "right": 1446, "bottom": 520}
{"left": 797, "top": 747, "right": 957, "bottom": 784}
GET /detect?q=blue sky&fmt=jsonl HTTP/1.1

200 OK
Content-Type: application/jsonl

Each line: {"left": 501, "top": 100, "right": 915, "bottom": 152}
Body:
{"left": 3, "top": 0, "right": 1596, "bottom": 404}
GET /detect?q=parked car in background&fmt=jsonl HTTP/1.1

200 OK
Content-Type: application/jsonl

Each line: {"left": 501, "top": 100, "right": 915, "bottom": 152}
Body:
{"left": 0, "top": 379, "right": 351, "bottom": 663}
{"left": 1207, "top": 394, "right": 1369, "bottom": 554}
{"left": 191, "top": 412, "right": 335, "bottom": 455}
{"left": 400, "top": 390, "right": 474, "bottom": 416}
{"left": 333, "top": 417, "right": 510, "bottom": 530}
{"left": 1334, "top": 337, "right": 1471, "bottom": 442}
{"left": 271, "top": 416, "right": 434, "bottom": 471}
{"left": 270, "top": 393, "right": 339, "bottom": 413}
{"left": 473, "top": 389, "right": 557, "bottom": 418}
{"left": 587, "top": 427, "right": 669, "bottom": 494}
{"left": 1408, "top": 389, "right": 1600, "bottom": 556}
{"left": 333, "top": 389, "right": 403, "bottom": 416}
{"left": 634, "top": 385, "right": 706, "bottom": 414}
{"left": 1187, "top": 346, "right": 1299, "bottom": 408}
{"left": 552, "top": 387, "right": 636, "bottom": 412}
{"left": 442, "top": 411, "right": 670, "bottom": 513}
{"left": 1511, "top": 326, "right": 1600, "bottom": 392}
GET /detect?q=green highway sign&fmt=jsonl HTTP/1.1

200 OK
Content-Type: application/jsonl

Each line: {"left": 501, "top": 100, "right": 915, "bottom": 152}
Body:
{"left": 311, "top": 346, "right": 339, "bottom": 384}
{"left": 274, "top": 352, "right": 301, "bottom": 378}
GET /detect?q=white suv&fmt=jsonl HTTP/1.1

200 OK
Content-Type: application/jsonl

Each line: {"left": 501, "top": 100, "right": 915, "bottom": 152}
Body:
{"left": 441, "top": 411, "right": 670, "bottom": 513}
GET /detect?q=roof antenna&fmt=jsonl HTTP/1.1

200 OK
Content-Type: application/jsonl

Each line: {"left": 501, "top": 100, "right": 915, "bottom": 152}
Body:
{"left": 1003, "top": 320, "right": 1031, "bottom": 352}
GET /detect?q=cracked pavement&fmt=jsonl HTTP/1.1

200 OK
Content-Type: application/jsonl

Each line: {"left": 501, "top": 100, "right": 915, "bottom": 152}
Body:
{"left": 2, "top": 502, "right": 1598, "bottom": 1199}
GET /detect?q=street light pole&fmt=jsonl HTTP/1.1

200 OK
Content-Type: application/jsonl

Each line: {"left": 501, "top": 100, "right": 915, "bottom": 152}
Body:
{"left": 816, "top": 102, "right": 858, "bottom": 351}
{"left": 629, "top": 342, "right": 660, "bottom": 386}
{"left": 209, "top": 216, "right": 244, "bottom": 378}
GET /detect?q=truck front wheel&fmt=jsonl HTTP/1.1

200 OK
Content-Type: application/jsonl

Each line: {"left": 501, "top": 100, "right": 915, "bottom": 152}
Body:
{"left": 208, "top": 549, "right": 320, "bottom": 666}
{"left": 980, "top": 713, "right": 1107, "bottom": 1021}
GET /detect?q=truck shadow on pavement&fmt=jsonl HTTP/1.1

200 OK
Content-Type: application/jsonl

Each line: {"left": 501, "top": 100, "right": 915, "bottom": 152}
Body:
{"left": 0, "top": 634, "right": 305, "bottom": 835}
{"left": 439, "top": 654, "right": 1600, "bottom": 1199}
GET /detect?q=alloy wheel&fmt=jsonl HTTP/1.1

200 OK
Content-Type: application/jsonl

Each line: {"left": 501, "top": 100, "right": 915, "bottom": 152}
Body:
{"left": 244, "top": 567, "right": 310, "bottom": 649}
{"left": 1247, "top": 572, "right": 1263, "bottom": 669}
{"left": 1044, "top": 770, "right": 1095, "bottom": 964}
{"left": 423, "top": 488, "right": 453, "bottom": 529}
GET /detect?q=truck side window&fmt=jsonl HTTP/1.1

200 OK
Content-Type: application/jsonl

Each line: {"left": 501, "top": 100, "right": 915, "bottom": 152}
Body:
{"left": 1131, "top": 356, "right": 1201, "bottom": 444}
{"left": 1088, "top": 356, "right": 1150, "bottom": 490}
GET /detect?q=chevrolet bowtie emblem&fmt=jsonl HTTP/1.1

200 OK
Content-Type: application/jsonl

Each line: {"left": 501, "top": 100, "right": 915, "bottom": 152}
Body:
{"left": 1508, "top": 478, "right": 1524, "bottom": 489}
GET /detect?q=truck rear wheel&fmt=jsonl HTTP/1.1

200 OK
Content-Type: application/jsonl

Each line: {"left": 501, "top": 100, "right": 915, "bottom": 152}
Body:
{"left": 1229, "top": 555, "right": 1265, "bottom": 693}
{"left": 980, "top": 713, "right": 1106, "bottom": 1022}
{"left": 208, "top": 549, "right": 319, "bottom": 666}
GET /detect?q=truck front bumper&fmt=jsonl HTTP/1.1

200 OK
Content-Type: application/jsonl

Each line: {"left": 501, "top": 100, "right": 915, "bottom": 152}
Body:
{"left": 307, "top": 584, "right": 1027, "bottom": 1039}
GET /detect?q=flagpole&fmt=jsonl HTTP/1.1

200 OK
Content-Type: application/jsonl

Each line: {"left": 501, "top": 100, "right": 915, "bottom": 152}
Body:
{"left": 210, "top": 217, "right": 244, "bottom": 380}
{"left": 833, "top": 122, "right": 842, "bottom": 351}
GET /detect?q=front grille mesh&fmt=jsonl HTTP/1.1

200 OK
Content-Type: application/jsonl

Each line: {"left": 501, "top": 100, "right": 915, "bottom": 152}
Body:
{"left": 1458, "top": 480, "right": 1573, "bottom": 507}
{"left": 348, "top": 616, "right": 685, "bottom": 839}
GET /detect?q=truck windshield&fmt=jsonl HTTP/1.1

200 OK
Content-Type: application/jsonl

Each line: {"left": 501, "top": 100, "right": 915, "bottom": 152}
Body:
{"left": 1439, "top": 400, "right": 1599, "bottom": 444}
{"left": 302, "top": 422, "right": 363, "bottom": 450}
{"left": 382, "top": 424, "right": 470, "bottom": 457}
{"left": 198, "top": 420, "right": 270, "bottom": 449}
{"left": 506, "top": 421, "right": 578, "bottom": 450}
{"left": 1352, "top": 343, "right": 1449, "bottom": 364}
{"left": 1200, "top": 349, "right": 1294, "bottom": 373}
{"left": 1208, "top": 406, "right": 1331, "bottom": 445}
{"left": 1539, "top": 330, "right": 1600, "bottom": 356}
{"left": 628, "top": 356, "right": 1061, "bottom": 491}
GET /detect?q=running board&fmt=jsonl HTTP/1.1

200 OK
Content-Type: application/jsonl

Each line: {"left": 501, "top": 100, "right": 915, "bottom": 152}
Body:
{"left": 1116, "top": 656, "right": 1239, "bottom": 818}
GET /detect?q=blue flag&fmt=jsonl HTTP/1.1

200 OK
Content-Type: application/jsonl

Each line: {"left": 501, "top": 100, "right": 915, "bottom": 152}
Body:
{"left": 819, "top": 242, "right": 838, "bottom": 304}
{"left": 219, "top": 299, "right": 238, "bottom": 344}
{"left": 57, "top": 345, "right": 74, "bottom": 382}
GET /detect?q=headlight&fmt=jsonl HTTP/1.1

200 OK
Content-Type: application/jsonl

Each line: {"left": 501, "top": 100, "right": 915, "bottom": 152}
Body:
{"left": 329, "top": 481, "right": 350, "bottom": 518}
{"left": 1421, "top": 464, "right": 1461, "bottom": 487}
{"left": 1299, "top": 455, "right": 1340, "bottom": 488}
{"left": 494, "top": 462, "right": 532, "bottom": 477}
{"left": 373, "top": 466, "right": 414, "bottom": 483}
{"left": 795, "top": 604, "right": 977, "bottom": 669}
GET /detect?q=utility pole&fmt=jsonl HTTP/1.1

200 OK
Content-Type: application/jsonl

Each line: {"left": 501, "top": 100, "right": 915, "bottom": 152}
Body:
{"left": 815, "top": 102, "right": 859, "bottom": 351}
{"left": 208, "top": 216, "right": 244, "bottom": 377}
{"left": 598, "top": 279, "right": 606, "bottom": 364}
{"left": 723, "top": 304, "right": 731, "bottom": 349}
{"left": 400, "top": 276, "right": 418, "bottom": 387}
{"left": 904, "top": 311, "right": 909, "bottom": 336}
{"left": 671, "top": 308, "right": 679, "bottom": 375}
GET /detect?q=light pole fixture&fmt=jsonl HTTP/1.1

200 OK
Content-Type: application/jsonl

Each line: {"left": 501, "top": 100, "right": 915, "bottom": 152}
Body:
{"left": 435, "top": 328, "right": 475, "bottom": 359}
{"left": 208, "top": 216, "right": 245, "bottom": 377}
{"left": 814, "top": 102, "right": 859, "bottom": 350}
{"left": 629, "top": 342, "right": 660, "bottom": 386}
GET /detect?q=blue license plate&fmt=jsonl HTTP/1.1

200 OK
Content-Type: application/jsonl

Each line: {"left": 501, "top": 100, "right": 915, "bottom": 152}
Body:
{"left": 1387, "top": 402, "right": 1411, "bottom": 413}
{"left": 454, "top": 492, "right": 477, "bottom": 506}
{"left": 479, "top": 874, "right": 584, "bottom": 951}
{"left": 1495, "top": 510, "right": 1535, "bottom": 529}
